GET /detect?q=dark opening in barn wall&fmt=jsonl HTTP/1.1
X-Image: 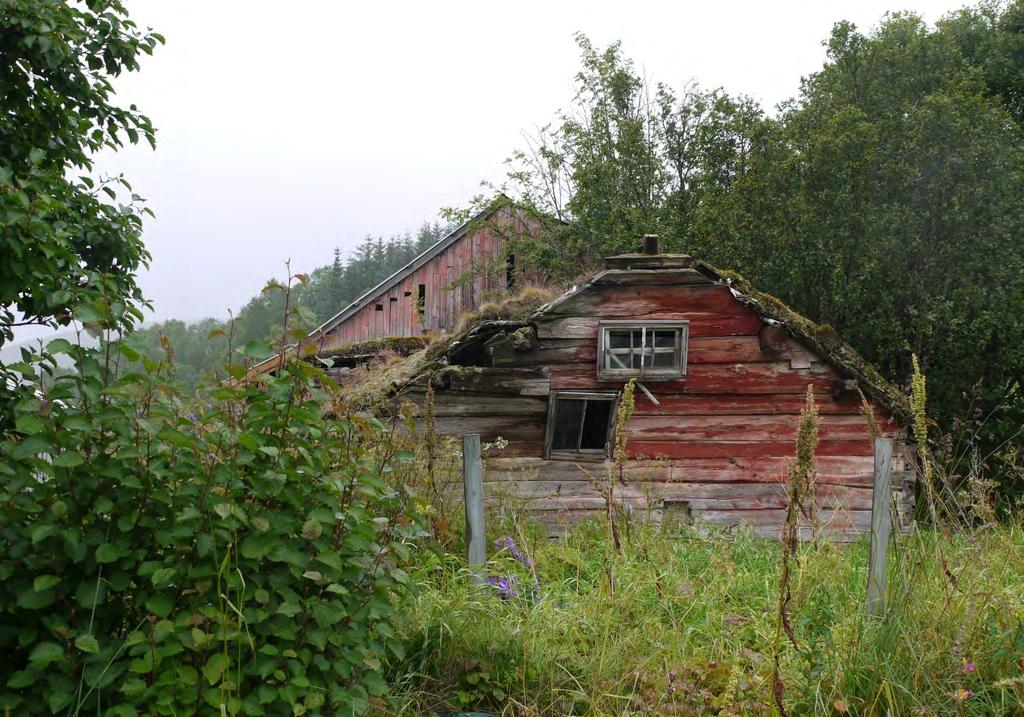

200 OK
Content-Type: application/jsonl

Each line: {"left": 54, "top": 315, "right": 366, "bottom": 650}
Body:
{"left": 661, "top": 501, "right": 693, "bottom": 532}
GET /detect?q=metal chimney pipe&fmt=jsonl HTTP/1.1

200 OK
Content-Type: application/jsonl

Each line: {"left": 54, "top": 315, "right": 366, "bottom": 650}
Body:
{"left": 642, "top": 234, "right": 660, "bottom": 255}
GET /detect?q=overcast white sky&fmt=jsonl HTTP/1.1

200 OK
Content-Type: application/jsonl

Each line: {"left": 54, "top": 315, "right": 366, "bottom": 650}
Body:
{"left": 93, "top": 0, "right": 968, "bottom": 326}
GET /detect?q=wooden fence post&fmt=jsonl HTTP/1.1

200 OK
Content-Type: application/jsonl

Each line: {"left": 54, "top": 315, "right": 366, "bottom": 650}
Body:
{"left": 462, "top": 433, "right": 486, "bottom": 583}
{"left": 866, "top": 437, "right": 894, "bottom": 616}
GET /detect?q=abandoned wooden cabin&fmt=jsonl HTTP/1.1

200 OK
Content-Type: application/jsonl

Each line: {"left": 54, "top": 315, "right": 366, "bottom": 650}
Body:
{"left": 279, "top": 213, "right": 915, "bottom": 539}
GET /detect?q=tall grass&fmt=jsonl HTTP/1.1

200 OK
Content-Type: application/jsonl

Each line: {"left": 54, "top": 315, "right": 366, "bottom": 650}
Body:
{"left": 382, "top": 520, "right": 1023, "bottom": 715}
{"left": 375, "top": 358, "right": 1024, "bottom": 715}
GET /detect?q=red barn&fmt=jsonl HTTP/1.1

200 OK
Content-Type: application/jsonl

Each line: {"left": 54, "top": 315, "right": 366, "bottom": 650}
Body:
{"left": 379, "top": 243, "right": 915, "bottom": 539}
{"left": 310, "top": 200, "right": 538, "bottom": 350}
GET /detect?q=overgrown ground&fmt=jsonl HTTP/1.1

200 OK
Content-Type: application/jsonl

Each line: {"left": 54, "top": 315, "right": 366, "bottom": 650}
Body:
{"left": 381, "top": 520, "right": 1024, "bottom": 716}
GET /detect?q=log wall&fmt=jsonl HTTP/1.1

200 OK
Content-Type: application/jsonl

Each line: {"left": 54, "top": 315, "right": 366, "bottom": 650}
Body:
{"left": 402, "top": 276, "right": 914, "bottom": 539}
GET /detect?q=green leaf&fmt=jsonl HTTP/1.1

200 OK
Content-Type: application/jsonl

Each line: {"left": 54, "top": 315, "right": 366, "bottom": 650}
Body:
{"left": 95, "top": 543, "right": 124, "bottom": 563}
{"left": 33, "top": 575, "right": 60, "bottom": 592}
{"left": 74, "top": 634, "right": 100, "bottom": 653}
{"left": 276, "top": 602, "right": 301, "bottom": 617}
{"left": 30, "top": 524, "right": 56, "bottom": 544}
{"left": 15, "top": 414, "right": 46, "bottom": 435}
{"left": 28, "top": 642, "right": 63, "bottom": 667}
{"left": 240, "top": 534, "right": 275, "bottom": 560}
{"left": 203, "top": 653, "right": 230, "bottom": 686}
{"left": 129, "top": 650, "right": 153, "bottom": 674}
{"left": 146, "top": 593, "right": 174, "bottom": 618}
{"left": 151, "top": 567, "right": 176, "bottom": 587}
{"left": 120, "top": 678, "right": 147, "bottom": 696}
{"left": 17, "top": 589, "right": 54, "bottom": 610}
{"left": 47, "top": 689, "right": 74, "bottom": 713}
{"left": 52, "top": 452, "right": 85, "bottom": 468}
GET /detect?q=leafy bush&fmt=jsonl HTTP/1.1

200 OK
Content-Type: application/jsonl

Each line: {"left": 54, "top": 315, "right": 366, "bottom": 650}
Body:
{"left": 0, "top": 338, "right": 423, "bottom": 715}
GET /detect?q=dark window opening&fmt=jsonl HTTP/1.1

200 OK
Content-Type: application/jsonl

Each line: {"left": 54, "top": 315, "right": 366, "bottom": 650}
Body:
{"left": 374, "top": 303, "right": 384, "bottom": 312}
{"left": 544, "top": 392, "right": 618, "bottom": 459}
{"left": 403, "top": 291, "right": 412, "bottom": 297}
{"left": 506, "top": 251, "right": 516, "bottom": 291}
{"left": 389, "top": 297, "right": 398, "bottom": 302}
{"left": 417, "top": 284, "right": 426, "bottom": 315}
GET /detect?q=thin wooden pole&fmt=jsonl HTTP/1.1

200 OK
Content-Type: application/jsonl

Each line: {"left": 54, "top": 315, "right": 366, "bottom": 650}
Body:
{"left": 462, "top": 433, "right": 486, "bottom": 583}
{"left": 866, "top": 437, "right": 894, "bottom": 616}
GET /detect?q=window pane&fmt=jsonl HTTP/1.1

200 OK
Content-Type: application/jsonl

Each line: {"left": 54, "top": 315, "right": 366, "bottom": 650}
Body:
{"left": 654, "top": 330, "right": 677, "bottom": 348}
{"left": 608, "top": 330, "right": 632, "bottom": 349}
{"left": 652, "top": 350, "right": 677, "bottom": 368}
{"left": 551, "top": 398, "right": 585, "bottom": 451}
{"left": 579, "top": 399, "right": 613, "bottom": 449}
{"left": 606, "top": 348, "right": 631, "bottom": 370}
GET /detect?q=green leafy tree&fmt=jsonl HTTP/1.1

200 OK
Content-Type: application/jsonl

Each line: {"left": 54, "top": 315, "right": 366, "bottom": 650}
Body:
{"left": 503, "top": 13, "right": 1024, "bottom": 497}
{"left": 0, "top": 333, "right": 424, "bottom": 714}
{"left": 0, "top": 0, "right": 163, "bottom": 345}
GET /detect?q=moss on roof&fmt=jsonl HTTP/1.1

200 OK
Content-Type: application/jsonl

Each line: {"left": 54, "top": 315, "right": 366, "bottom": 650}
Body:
{"left": 333, "top": 260, "right": 912, "bottom": 423}
{"left": 693, "top": 260, "right": 911, "bottom": 421}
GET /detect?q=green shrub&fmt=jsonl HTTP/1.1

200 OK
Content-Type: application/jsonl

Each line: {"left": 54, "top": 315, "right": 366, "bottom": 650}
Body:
{"left": 0, "top": 338, "right": 423, "bottom": 715}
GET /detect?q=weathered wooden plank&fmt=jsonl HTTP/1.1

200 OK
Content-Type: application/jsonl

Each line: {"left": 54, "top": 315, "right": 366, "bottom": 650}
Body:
{"left": 483, "top": 455, "right": 879, "bottom": 488}
{"left": 491, "top": 341, "right": 593, "bottom": 367}
{"left": 483, "top": 479, "right": 875, "bottom": 510}
{"left": 867, "top": 438, "right": 894, "bottom": 616}
{"left": 482, "top": 440, "right": 546, "bottom": 458}
{"left": 493, "top": 335, "right": 819, "bottom": 368}
{"left": 549, "top": 362, "right": 839, "bottom": 394}
{"left": 543, "top": 284, "right": 741, "bottom": 317}
{"left": 624, "top": 439, "right": 874, "bottom": 460}
{"left": 443, "top": 366, "right": 550, "bottom": 396}
{"left": 432, "top": 415, "right": 545, "bottom": 441}
{"left": 590, "top": 268, "right": 716, "bottom": 286}
{"left": 463, "top": 434, "right": 486, "bottom": 582}
{"left": 400, "top": 390, "right": 548, "bottom": 417}
{"left": 696, "top": 508, "right": 872, "bottom": 530}
{"left": 484, "top": 454, "right": 878, "bottom": 477}
{"left": 535, "top": 311, "right": 765, "bottom": 340}
{"left": 630, "top": 393, "right": 863, "bottom": 416}
{"left": 626, "top": 414, "right": 895, "bottom": 443}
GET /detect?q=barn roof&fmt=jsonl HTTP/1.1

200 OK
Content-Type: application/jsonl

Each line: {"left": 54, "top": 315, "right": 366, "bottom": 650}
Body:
{"left": 381, "top": 256, "right": 912, "bottom": 422}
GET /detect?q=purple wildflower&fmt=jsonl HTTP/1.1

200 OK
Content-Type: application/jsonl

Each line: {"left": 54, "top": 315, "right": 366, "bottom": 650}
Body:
{"left": 962, "top": 660, "right": 976, "bottom": 674}
{"left": 486, "top": 575, "right": 519, "bottom": 599}
{"left": 494, "top": 536, "right": 533, "bottom": 567}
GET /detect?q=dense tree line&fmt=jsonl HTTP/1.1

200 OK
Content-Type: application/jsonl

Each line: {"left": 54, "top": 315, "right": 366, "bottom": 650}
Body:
{"left": 498, "top": 6, "right": 1024, "bottom": 499}
{"left": 124, "top": 223, "right": 449, "bottom": 383}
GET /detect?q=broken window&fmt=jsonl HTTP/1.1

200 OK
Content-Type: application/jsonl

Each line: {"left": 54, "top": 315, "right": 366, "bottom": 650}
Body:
{"left": 544, "top": 391, "right": 618, "bottom": 460}
{"left": 417, "top": 284, "right": 426, "bottom": 316}
{"left": 597, "top": 321, "right": 688, "bottom": 380}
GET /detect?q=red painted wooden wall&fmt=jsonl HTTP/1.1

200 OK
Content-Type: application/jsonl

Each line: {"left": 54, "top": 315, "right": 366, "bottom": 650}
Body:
{"left": 317, "top": 205, "right": 533, "bottom": 349}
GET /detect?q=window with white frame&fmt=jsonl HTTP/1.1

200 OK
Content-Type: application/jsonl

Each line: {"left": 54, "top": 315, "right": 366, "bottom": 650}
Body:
{"left": 597, "top": 320, "right": 689, "bottom": 380}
